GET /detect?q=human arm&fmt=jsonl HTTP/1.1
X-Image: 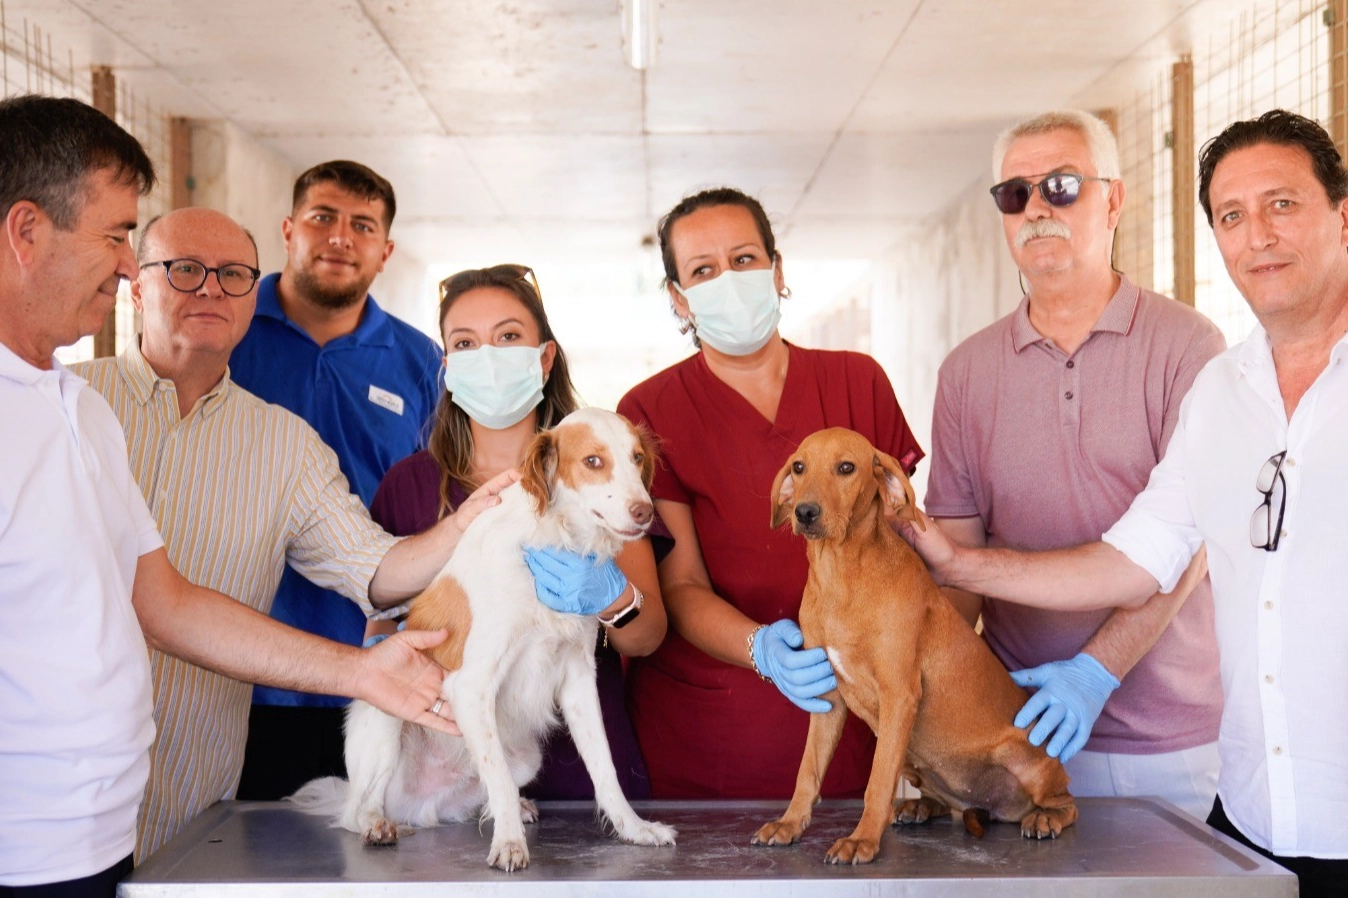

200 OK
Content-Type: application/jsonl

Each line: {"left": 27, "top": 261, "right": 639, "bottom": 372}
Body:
{"left": 131, "top": 547, "right": 458, "bottom": 735}
{"left": 898, "top": 511, "right": 1160, "bottom": 611}
{"left": 932, "top": 515, "right": 988, "bottom": 626}
{"left": 368, "top": 469, "right": 520, "bottom": 605}
{"left": 1009, "top": 547, "right": 1210, "bottom": 761}
{"left": 655, "top": 498, "right": 834, "bottom": 711}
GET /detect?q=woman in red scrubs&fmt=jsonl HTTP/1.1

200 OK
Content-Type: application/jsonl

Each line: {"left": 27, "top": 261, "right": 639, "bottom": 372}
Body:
{"left": 617, "top": 188, "right": 924, "bottom": 799}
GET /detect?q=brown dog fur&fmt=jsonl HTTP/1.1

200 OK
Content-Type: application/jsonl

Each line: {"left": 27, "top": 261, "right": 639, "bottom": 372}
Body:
{"left": 752, "top": 427, "right": 1077, "bottom": 864}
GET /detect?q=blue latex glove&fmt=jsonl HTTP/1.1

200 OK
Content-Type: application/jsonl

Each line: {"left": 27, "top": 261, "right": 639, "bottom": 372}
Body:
{"left": 1010, "top": 652, "right": 1120, "bottom": 763}
{"left": 751, "top": 620, "right": 837, "bottom": 714}
{"left": 523, "top": 546, "right": 629, "bottom": 615}
{"left": 362, "top": 619, "right": 406, "bottom": 648}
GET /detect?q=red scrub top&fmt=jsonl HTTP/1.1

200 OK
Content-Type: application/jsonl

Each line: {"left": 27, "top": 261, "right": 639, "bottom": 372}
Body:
{"left": 617, "top": 343, "right": 923, "bottom": 799}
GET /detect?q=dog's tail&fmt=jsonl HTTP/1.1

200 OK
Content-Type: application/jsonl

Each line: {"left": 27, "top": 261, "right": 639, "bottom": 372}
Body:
{"left": 962, "top": 807, "right": 991, "bottom": 839}
{"left": 287, "top": 776, "right": 349, "bottom": 817}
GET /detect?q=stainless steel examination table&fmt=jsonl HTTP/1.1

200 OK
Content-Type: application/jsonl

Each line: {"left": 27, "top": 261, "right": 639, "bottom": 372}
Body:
{"left": 119, "top": 798, "right": 1297, "bottom": 897}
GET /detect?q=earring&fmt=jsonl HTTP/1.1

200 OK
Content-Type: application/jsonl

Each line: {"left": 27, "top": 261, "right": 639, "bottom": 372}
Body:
{"left": 779, "top": 286, "right": 792, "bottom": 300}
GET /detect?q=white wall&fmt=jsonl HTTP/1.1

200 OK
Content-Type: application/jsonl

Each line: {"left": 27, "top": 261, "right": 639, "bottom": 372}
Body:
{"left": 189, "top": 120, "right": 296, "bottom": 275}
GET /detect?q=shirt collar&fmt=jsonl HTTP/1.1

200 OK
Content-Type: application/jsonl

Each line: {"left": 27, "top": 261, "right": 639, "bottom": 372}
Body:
{"left": 0, "top": 340, "right": 74, "bottom": 387}
{"left": 118, "top": 337, "right": 232, "bottom": 418}
{"left": 254, "top": 271, "right": 394, "bottom": 348}
{"left": 1011, "top": 275, "right": 1142, "bottom": 353}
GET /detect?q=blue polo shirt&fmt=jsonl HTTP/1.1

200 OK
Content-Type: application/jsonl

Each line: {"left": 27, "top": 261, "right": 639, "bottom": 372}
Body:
{"left": 229, "top": 273, "right": 442, "bottom": 708}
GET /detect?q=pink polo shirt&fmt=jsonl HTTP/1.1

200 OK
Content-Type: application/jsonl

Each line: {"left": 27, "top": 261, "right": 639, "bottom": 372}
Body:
{"left": 926, "top": 277, "right": 1225, "bottom": 754}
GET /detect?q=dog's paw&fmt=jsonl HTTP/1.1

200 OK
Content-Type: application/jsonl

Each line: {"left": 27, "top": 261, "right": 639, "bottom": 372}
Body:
{"left": 751, "top": 818, "right": 805, "bottom": 847}
{"left": 486, "top": 836, "right": 530, "bottom": 872}
{"left": 361, "top": 817, "right": 400, "bottom": 847}
{"left": 1020, "top": 807, "right": 1071, "bottom": 839}
{"left": 618, "top": 818, "right": 677, "bottom": 847}
{"left": 895, "top": 797, "right": 950, "bottom": 826}
{"left": 824, "top": 836, "right": 880, "bottom": 865}
{"left": 519, "top": 798, "right": 539, "bottom": 824}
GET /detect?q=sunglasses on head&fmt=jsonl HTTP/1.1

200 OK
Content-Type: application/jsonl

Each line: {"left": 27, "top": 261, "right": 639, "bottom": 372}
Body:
{"left": 989, "top": 172, "right": 1113, "bottom": 215}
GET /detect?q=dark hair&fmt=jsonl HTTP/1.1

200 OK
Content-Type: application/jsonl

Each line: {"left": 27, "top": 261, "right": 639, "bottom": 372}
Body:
{"left": 291, "top": 160, "right": 397, "bottom": 231}
{"left": 656, "top": 187, "right": 777, "bottom": 286}
{"left": 427, "top": 264, "right": 579, "bottom": 516}
{"left": 1198, "top": 109, "right": 1348, "bottom": 225}
{"left": 0, "top": 94, "right": 155, "bottom": 230}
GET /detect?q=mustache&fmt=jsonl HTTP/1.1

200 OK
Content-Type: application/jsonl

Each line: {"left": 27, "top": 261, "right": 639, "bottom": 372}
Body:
{"left": 1015, "top": 218, "right": 1072, "bottom": 248}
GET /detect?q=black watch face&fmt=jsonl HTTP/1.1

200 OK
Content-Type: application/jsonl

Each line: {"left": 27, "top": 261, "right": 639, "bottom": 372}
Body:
{"left": 612, "top": 606, "right": 641, "bottom": 629}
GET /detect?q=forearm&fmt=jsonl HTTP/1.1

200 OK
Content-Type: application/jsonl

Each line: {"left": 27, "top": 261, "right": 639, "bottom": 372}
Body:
{"left": 946, "top": 541, "right": 1158, "bottom": 611}
{"left": 369, "top": 516, "right": 459, "bottom": 606}
{"left": 663, "top": 582, "right": 759, "bottom": 668}
{"left": 604, "top": 540, "right": 667, "bottom": 657}
{"left": 1081, "top": 546, "right": 1208, "bottom": 678}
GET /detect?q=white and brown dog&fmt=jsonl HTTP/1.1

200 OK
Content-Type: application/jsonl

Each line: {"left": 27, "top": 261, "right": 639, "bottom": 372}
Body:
{"left": 292, "top": 408, "right": 676, "bottom": 871}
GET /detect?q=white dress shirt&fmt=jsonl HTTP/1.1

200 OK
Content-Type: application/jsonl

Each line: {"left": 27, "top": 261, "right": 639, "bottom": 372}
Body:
{"left": 0, "top": 343, "right": 164, "bottom": 886}
{"left": 1105, "top": 324, "right": 1348, "bottom": 859}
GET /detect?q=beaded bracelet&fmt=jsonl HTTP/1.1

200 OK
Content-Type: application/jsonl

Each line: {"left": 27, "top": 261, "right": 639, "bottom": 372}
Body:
{"left": 747, "top": 624, "right": 769, "bottom": 681}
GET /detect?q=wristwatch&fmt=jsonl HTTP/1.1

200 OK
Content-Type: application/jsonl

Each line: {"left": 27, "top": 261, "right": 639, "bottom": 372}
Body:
{"left": 597, "top": 584, "right": 644, "bottom": 629}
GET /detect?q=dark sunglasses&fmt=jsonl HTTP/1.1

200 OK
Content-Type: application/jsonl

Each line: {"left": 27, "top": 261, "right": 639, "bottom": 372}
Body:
{"left": 989, "top": 172, "right": 1113, "bottom": 215}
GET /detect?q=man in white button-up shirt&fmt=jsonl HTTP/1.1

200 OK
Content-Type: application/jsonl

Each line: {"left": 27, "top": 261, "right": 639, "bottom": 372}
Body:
{"left": 0, "top": 96, "right": 477, "bottom": 897}
{"left": 904, "top": 108, "right": 1348, "bottom": 895}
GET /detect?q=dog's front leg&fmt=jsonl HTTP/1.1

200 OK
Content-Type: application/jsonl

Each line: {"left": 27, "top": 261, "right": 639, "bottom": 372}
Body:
{"left": 556, "top": 648, "right": 676, "bottom": 847}
{"left": 454, "top": 683, "right": 529, "bottom": 871}
{"left": 752, "top": 699, "right": 849, "bottom": 848}
{"left": 825, "top": 696, "right": 917, "bottom": 865}
{"left": 342, "top": 700, "right": 405, "bottom": 845}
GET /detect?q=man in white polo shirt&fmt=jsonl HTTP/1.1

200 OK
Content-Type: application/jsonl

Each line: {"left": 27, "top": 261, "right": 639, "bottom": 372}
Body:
{"left": 904, "top": 109, "right": 1348, "bottom": 896}
{"left": 0, "top": 95, "right": 471, "bottom": 897}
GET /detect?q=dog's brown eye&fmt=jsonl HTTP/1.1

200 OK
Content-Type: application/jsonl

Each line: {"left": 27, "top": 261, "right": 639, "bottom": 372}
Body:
{"left": 837, "top": 461, "right": 856, "bottom": 475}
{"left": 633, "top": 452, "right": 645, "bottom": 465}
{"left": 584, "top": 455, "right": 603, "bottom": 469}
{"left": 792, "top": 461, "right": 805, "bottom": 474}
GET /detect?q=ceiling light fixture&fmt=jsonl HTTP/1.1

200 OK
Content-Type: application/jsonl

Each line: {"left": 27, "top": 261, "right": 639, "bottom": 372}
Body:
{"left": 622, "top": 0, "right": 659, "bottom": 70}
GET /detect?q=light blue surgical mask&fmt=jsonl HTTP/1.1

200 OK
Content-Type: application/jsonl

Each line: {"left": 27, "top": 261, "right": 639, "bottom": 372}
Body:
{"left": 442, "top": 343, "right": 549, "bottom": 430}
{"left": 674, "top": 267, "right": 782, "bottom": 356}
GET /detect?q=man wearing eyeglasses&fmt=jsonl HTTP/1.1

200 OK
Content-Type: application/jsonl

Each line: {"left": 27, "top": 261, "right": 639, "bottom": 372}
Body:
{"left": 908, "top": 109, "right": 1348, "bottom": 894}
{"left": 70, "top": 206, "right": 511, "bottom": 863}
{"left": 225, "top": 162, "right": 445, "bottom": 802}
{"left": 923, "top": 110, "right": 1227, "bottom": 819}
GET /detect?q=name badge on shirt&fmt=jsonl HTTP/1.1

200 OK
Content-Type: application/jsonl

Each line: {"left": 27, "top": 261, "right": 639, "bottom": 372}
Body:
{"left": 368, "top": 385, "right": 405, "bottom": 416}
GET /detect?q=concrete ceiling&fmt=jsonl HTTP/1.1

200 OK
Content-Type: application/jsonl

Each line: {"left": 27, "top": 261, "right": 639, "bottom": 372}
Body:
{"left": 11, "top": 0, "right": 1253, "bottom": 270}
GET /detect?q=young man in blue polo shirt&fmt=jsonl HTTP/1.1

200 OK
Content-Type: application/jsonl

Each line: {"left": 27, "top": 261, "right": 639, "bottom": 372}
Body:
{"left": 230, "top": 160, "right": 443, "bottom": 799}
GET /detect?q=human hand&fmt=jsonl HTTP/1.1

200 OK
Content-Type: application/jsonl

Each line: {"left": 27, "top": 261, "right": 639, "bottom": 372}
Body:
{"left": 891, "top": 508, "right": 958, "bottom": 585}
{"left": 450, "top": 468, "right": 521, "bottom": 538}
{"left": 357, "top": 628, "right": 460, "bottom": 736}
{"left": 523, "top": 547, "right": 629, "bottom": 615}
{"left": 751, "top": 619, "right": 837, "bottom": 714}
{"left": 1010, "top": 652, "right": 1120, "bottom": 763}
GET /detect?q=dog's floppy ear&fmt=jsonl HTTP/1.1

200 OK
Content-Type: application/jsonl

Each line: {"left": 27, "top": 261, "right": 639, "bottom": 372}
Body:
{"left": 633, "top": 422, "right": 661, "bottom": 491}
{"left": 873, "top": 451, "right": 925, "bottom": 532}
{"left": 520, "top": 429, "right": 558, "bottom": 512}
{"left": 769, "top": 457, "right": 797, "bottom": 529}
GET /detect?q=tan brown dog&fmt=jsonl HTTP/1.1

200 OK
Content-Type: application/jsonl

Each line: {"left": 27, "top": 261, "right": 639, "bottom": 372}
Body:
{"left": 752, "top": 427, "right": 1076, "bottom": 864}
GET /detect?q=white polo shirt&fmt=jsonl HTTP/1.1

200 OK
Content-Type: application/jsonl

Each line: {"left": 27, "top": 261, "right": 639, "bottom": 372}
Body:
{"left": 1104, "top": 325, "right": 1348, "bottom": 859}
{"left": 0, "top": 342, "right": 163, "bottom": 886}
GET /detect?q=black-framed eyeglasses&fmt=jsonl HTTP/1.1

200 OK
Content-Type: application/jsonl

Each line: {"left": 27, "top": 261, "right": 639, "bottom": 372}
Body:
{"left": 1250, "top": 450, "right": 1288, "bottom": 552}
{"left": 140, "top": 259, "right": 262, "bottom": 297}
{"left": 989, "top": 172, "right": 1114, "bottom": 215}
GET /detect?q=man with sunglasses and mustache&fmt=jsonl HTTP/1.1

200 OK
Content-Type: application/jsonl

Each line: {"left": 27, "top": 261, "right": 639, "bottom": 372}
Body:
{"left": 908, "top": 108, "right": 1348, "bottom": 895}
{"left": 923, "top": 110, "right": 1226, "bottom": 819}
{"left": 227, "top": 161, "right": 445, "bottom": 801}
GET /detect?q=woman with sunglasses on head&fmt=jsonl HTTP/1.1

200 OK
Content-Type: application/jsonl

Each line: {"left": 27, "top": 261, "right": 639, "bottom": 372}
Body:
{"left": 367, "top": 264, "right": 667, "bottom": 800}
{"left": 615, "top": 188, "right": 924, "bottom": 799}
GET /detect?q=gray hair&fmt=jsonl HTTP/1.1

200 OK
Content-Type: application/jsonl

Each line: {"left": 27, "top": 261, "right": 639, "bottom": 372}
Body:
{"left": 992, "top": 110, "right": 1121, "bottom": 182}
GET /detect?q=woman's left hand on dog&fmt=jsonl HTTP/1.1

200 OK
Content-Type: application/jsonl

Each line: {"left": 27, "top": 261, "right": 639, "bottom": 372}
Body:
{"left": 751, "top": 620, "right": 837, "bottom": 714}
{"left": 356, "top": 628, "right": 461, "bottom": 736}
{"left": 1010, "top": 652, "right": 1120, "bottom": 762}
{"left": 523, "top": 547, "right": 629, "bottom": 615}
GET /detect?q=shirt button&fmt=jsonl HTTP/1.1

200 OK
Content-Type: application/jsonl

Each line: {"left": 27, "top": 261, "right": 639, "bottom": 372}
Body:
{"left": 1285, "top": 457, "right": 1296, "bottom": 467}
{"left": 1065, "top": 391, "right": 1074, "bottom": 400}
{"left": 1273, "top": 746, "right": 1283, "bottom": 755}
{"left": 1264, "top": 675, "right": 1274, "bottom": 684}
{"left": 1264, "top": 601, "right": 1274, "bottom": 610}
{"left": 1066, "top": 360, "right": 1075, "bottom": 369}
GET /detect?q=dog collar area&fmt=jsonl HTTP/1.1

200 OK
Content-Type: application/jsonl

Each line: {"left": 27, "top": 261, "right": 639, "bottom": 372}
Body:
{"left": 598, "top": 584, "right": 643, "bottom": 629}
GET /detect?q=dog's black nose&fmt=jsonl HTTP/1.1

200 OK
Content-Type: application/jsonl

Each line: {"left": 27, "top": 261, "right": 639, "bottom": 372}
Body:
{"left": 794, "top": 503, "right": 820, "bottom": 527}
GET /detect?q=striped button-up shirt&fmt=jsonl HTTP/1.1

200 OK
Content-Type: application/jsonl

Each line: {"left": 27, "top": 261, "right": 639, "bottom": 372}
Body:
{"left": 73, "top": 342, "right": 398, "bottom": 861}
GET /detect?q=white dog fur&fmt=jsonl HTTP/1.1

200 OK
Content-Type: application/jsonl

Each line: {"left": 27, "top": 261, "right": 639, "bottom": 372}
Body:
{"left": 291, "top": 407, "right": 675, "bottom": 870}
